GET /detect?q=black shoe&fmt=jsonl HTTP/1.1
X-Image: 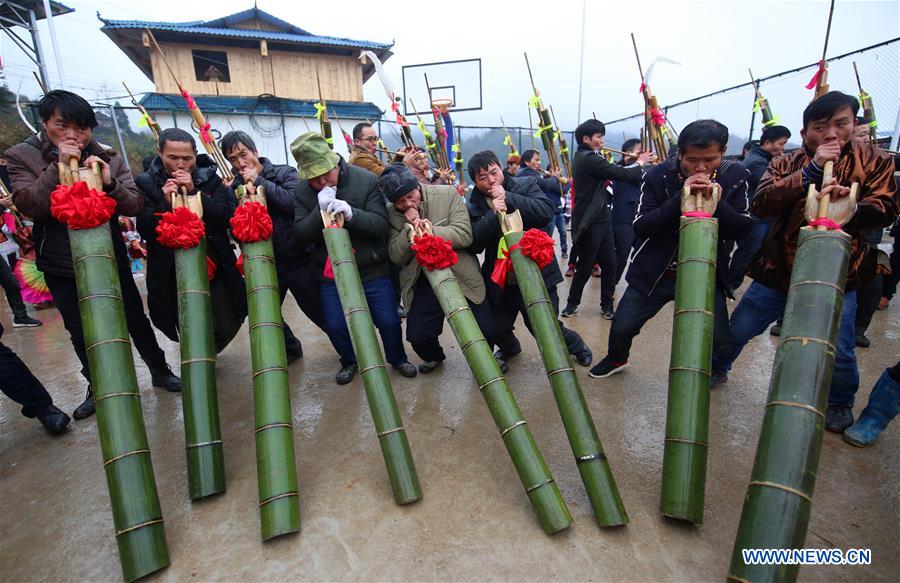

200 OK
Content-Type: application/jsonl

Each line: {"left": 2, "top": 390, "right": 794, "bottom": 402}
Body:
{"left": 149, "top": 362, "right": 182, "bottom": 393}
{"left": 710, "top": 370, "right": 728, "bottom": 389}
{"left": 588, "top": 357, "right": 629, "bottom": 379}
{"left": 825, "top": 405, "right": 854, "bottom": 433}
{"left": 418, "top": 359, "right": 444, "bottom": 374}
{"left": 855, "top": 334, "right": 871, "bottom": 348}
{"left": 561, "top": 303, "right": 578, "bottom": 318}
{"left": 600, "top": 306, "right": 614, "bottom": 320}
{"left": 574, "top": 347, "right": 593, "bottom": 367}
{"left": 35, "top": 404, "right": 70, "bottom": 434}
{"left": 496, "top": 357, "right": 509, "bottom": 374}
{"left": 561, "top": 252, "right": 568, "bottom": 259}
{"left": 494, "top": 348, "right": 521, "bottom": 361}
{"left": 336, "top": 363, "right": 358, "bottom": 385}
{"left": 286, "top": 346, "right": 303, "bottom": 364}
{"left": 72, "top": 385, "right": 95, "bottom": 420}
{"left": 12, "top": 315, "right": 42, "bottom": 328}
{"left": 395, "top": 361, "right": 418, "bottom": 378}
{"left": 769, "top": 324, "right": 781, "bottom": 337}
{"left": 397, "top": 305, "right": 409, "bottom": 319}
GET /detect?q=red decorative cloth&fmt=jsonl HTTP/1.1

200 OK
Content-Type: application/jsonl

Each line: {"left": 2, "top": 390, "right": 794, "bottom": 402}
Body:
{"left": 639, "top": 82, "right": 647, "bottom": 93}
{"left": 236, "top": 253, "right": 245, "bottom": 276}
{"left": 805, "top": 61, "right": 824, "bottom": 90}
{"left": 230, "top": 201, "right": 272, "bottom": 242}
{"left": 683, "top": 211, "right": 713, "bottom": 218}
{"left": 650, "top": 108, "right": 667, "bottom": 126}
{"left": 411, "top": 233, "right": 457, "bottom": 271}
{"left": 518, "top": 228, "right": 555, "bottom": 269}
{"left": 181, "top": 89, "right": 198, "bottom": 110}
{"left": 50, "top": 181, "right": 117, "bottom": 230}
{"left": 808, "top": 217, "right": 841, "bottom": 230}
{"left": 490, "top": 244, "right": 518, "bottom": 289}
{"left": 206, "top": 256, "right": 217, "bottom": 281}
{"left": 155, "top": 207, "right": 205, "bottom": 249}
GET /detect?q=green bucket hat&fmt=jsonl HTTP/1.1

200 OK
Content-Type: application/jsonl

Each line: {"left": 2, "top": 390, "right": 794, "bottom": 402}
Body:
{"left": 291, "top": 131, "right": 341, "bottom": 180}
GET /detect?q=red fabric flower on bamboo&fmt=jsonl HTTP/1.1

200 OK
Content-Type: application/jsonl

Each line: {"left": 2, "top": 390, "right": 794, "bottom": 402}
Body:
{"left": 236, "top": 253, "right": 245, "bottom": 276}
{"left": 411, "top": 232, "right": 457, "bottom": 271}
{"left": 518, "top": 228, "right": 555, "bottom": 268}
{"left": 206, "top": 256, "right": 217, "bottom": 281}
{"left": 155, "top": 207, "right": 205, "bottom": 249}
{"left": 230, "top": 201, "right": 272, "bottom": 243}
{"left": 50, "top": 181, "right": 117, "bottom": 229}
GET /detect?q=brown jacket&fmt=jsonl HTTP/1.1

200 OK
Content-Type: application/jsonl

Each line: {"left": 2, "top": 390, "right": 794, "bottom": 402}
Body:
{"left": 748, "top": 143, "right": 898, "bottom": 292}
{"left": 349, "top": 146, "right": 385, "bottom": 176}
{"left": 6, "top": 133, "right": 142, "bottom": 277}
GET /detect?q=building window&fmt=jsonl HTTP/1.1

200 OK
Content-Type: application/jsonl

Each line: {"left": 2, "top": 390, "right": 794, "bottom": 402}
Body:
{"left": 191, "top": 50, "right": 230, "bottom": 83}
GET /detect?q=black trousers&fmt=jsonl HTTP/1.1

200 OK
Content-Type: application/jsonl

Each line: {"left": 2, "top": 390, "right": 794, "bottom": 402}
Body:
{"left": 44, "top": 271, "right": 167, "bottom": 382}
{"left": 406, "top": 277, "right": 496, "bottom": 362}
{"left": 855, "top": 275, "right": 882, "bottom": 336}
{"left": 278, "top": 263, "right": 338, "bottom": 355}
{"left": 612, "top": 223, "right": 635, "bottom": 284}
{"left": 568, "top": 221, "right": 617, "bottom": 310}
{"left": 0, "top": 254, "right": 27, "bottom": 318}
{"left": 0, "top": 338, "right": 54, "bottom": 416}
{"left": 493, "top": 282, "right": 587, "bottom": 356}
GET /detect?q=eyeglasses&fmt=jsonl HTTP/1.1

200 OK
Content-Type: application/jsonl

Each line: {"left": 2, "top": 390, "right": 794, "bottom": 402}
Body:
{"left": 359, "top": 137, "right": 378, "bottom": 142}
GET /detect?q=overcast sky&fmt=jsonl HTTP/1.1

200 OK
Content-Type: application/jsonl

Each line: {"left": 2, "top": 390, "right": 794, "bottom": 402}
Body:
{"left": 2, "top": 0, "right": 898, "bottom": 135}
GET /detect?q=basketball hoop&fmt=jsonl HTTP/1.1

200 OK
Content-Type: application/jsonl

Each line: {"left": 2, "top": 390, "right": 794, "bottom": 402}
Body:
{"left": 431, "top": 98, "right": 453, "bottom": 113}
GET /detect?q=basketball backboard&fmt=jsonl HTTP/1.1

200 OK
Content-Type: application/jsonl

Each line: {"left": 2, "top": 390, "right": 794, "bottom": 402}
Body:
{"left": 401, "top": 58, "right": 482, "bottom": 115}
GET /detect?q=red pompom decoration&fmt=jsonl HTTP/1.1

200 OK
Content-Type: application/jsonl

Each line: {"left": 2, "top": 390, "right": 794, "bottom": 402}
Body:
{"left": 155, "top": 207, "right": 205, "bottom": 249}
{"left": 236, "top": 253, "right": 245, "bottom": 276}
{"left": 518, "top": 228, "right": 555, "bottom": 269}
{"left": 206, "top": 256, "right": 217, "bottom": 281}
{"left": 50, "top": 181, "right": 117, "bottom": 230}
{"left": 230, "top": 201, "right": 272, "bottom": 243}
{"left": 411, "top": 232, "right": 457, "bottom": 271}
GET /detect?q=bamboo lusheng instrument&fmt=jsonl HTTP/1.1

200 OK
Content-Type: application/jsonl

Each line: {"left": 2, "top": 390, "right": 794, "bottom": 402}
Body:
{"left": 58, "top": 159, "right": 169, "bottom": 580}
{"left": 729, "top": 161, "right": 856, "bottom": 582}
{"left": 853, "top": 62, "right": 878, "bottom": 142}
{"left": 498, "top": 210, "right": 627, "bottom": 527}
{"left": 500, "top": 116, "right": 519, "bottom": 156}
{"left": 412, "top": 223, "right": 571, "bottom": 533}
{"left": 423, "top": 75, "right": 452, "bottom": 171}
{"left": 145, "top": 29, "right": 234, "bottom": 183}
{"left": 809, "top": 0, "right": 835, "bottom": 100}
{"left": 524, "top": 53, "right": 562, "bottom": 174}
{"left": 331, "top": 110, "right": 355, "bottom": 154}
{"left": 660, "top": 185, "right": 719, "bottom": 524}
{"left": 454, "top": 127, "right": 467, "bottom": 190}
{"left": 408, "top": 98, "right": 441, "bottom": 167}
{"left": 321, "top": 210, "right": 422, "bottom": 504}
{"left": 549, "top": 105, "right": 572, "bottom": 180}
{"left": 631, "top": 34, "right": 669, "bottom": 160}
{"left": 315, "top": 66, "right": 334, "bottom": 151}
{"left": 123, "top": 82, "right": 162, "bottom": 141}
{"left": 168, "top": 187, "right": 225, "bottom": 499}
{"left": 748, "top": 69, "right": 778, "bottom": 129}
{"left": 233, "top": 184, "right": 301, "bottom": 540}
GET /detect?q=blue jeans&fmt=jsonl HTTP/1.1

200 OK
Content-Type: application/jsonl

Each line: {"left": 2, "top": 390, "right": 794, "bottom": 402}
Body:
{"left": 727, "top": 217, "right": 771, "bottom": 290}
{"left": 321, "top": 276, "right": 408, "bottom": 368}
{"left": 544, "top": 211, "right": 568, "bottom": 254}
{"left": 712, "top": 281, "right": 859, "bottom": 407}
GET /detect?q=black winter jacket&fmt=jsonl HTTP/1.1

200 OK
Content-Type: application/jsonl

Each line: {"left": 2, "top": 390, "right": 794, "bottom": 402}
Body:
{"left": 742, "top": 144, "right": 774, "bottom": 206}
{"left": 626, "top": 157, "right": 752, "bottom": 297}
{"left": 571, "top": 144, "right": 642, "bottom": 243}
{"left": 516, "top": 166, "right": 569, "bottom": 212}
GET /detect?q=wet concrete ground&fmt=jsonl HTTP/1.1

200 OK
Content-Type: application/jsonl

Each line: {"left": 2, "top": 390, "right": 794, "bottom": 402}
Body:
{"left": 1, "top": 249, "right": 898, "bottom": 582}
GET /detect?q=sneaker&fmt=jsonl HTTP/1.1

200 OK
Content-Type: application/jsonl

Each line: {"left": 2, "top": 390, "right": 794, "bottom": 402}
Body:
{"left": 496, "top": 357, "right": 509, "bottom": 374}
{"left": 591, "top": 265, "right": 601, "bottom": 278}
{"left": 824, "top": 405, "right": 854, "bottom": 434}
{"left": 565, "top": 265, "right": 575, "bottom": 277}
{"left": 561, "top": 303, "right": 579, "bottom": 318}
{"left": 418, "top": 359, "right": 444, "bottom": 374}
{"left": 35, "top": 404, "right": 71, "bottom": 434}
{"left": 877, "top": 297, "right": 889, "bottom": 310}
{"left": 397, "top": 305, "right": 409, "bottom": 319}
{"left": 588, "top": 357, "right": 629, "bottom": 379}
{"left": 769, "top": 324, "right": 781, "bottom": 337}
{"left": 855, "top": 334, "right": 871, "bottom": 348}
{"left": 394, "top": 361, "right": 418, "bottom": 378}
{"left": 574, "top": 347, "right": 593, "bottom": 367}
{"left": 493, "top": 348, "right": 521, "bottom": 361}
{"left": 710, "top": 370, "right": 728, "bottom": 389}
{"left": 600, "top": 306, "right": 614, "bottom": 320}
{"left": 336, "top": 363, "right": 358, "bottom": 385}
{"left": 12, "top": 315, "right": 42, "bottom": 328}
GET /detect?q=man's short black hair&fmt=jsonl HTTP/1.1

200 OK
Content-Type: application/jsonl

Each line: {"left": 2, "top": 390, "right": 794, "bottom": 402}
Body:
{"left": 521, "top": 149, "right": 540, "bottom": 165}
{"left": 575, "top": 119, "right": 605, "bottom": 145}
{"left": 802, "top": 91, "right": 860, "bottom": 128}
{"left": 158, "top": 128, "right": 196, "bottom": 152}
{"left": 759, "top": 125, "right": 791, "bottom": 145}
{"left": 467, "top": 150, "right": 501, "bottom": 181}
{"left": 38, "top": 90, "right": 97, "bottom": 128}
{"left": 622, "top": 138, "right": 641, "bottom": 153}
{"left": 353, "top": 122, "right": 372, "bottom": 140}
{"left": 677, "top": 120, "right": 729, "bottom": 153}
{"left": 221, "top": 130, "right": 257, "bottom": 157}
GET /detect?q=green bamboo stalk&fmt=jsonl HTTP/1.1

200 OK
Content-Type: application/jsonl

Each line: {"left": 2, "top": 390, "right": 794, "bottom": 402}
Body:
{"left": 728, "top": 227, "right": 851, "bottom": 583}
{"left": 70, "top": 223, "right": 169, "bottom": 581}
{"left": 174, "top": 238, "right": 225, "bottom": 499}
{"left": 422, "top": 265, "right": 571, "bottom": 534}
{"left": 503, "top": 226, "right": 627, "bottom": 527}
{"left": 242, "top": 233, "right": 300, "bottom": 540}
{"left": 660, "top": 216, "right": 718, "bottom": 524}
{"left": 322, "top": 224, "right": 421, "bottom": 505}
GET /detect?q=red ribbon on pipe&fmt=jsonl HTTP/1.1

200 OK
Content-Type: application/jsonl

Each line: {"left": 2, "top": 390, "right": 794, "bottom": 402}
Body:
{"left": 808, "top": 217, "right": 841, "bottom": 230}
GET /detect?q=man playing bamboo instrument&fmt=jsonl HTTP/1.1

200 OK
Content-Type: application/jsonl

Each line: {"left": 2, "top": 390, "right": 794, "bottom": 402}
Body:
{"left": 293, "top": 132, "right": 417, "bottom": 385}
{"left": 562, "top": 119, "right": 656, "bottom": 320}
{"left": 136, "top": 128, "right": 247, "bottom": 353}
{"left": 349, "top": 122, "right": 417, "bottom": 177}
{"left": 516, "top": 150, "right": 570, "bottom": 258}
{"left": 466, "top": 150, "right": 593, "bottom": 370}
{"left": 405, "top": 150, "right": 451, "bottom": 186}
{"left": 221, "top": 130, "right": 338, "bottom": 364}
{"left": 383, "top": 164, "right": 493, "bottom": 373}
{"left": 6, "top": 90, "right": 181, "bottom": 420}
{"left": 589, "top": 119, "right": 752, "bottom": 379}
{"left": 711, "top": 92, "right": 898, "bottom": 433}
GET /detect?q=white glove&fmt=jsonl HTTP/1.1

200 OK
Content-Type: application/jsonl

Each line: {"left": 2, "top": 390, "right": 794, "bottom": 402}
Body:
{"left": 317, "top": 186, "right": 337, "bottom": 211}
{"left": 327, "top": 198, "right": 353, "bottom": 222}
{"left": 804, "top": 183, "right": 858, "bottom": 228}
